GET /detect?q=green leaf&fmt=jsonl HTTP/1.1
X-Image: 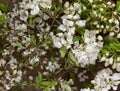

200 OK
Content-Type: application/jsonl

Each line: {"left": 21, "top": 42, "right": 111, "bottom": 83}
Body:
{"left": 29, "top": 15, "right": 36, "bottom": 26}
{"left": 73, "top": 36, "right": 84, "bottom": 44}
{"left": 101, "top": 38, "right": 120, "bottom": 54}
{"left": 101, "top": 46, "right": 111, "bottom": 54}
{"left": 68, "top": 52, "right": 79, "bottom": 67}
{"left": 110, "top": 43, "right": 120, "bottom": 52}
{"left": 0, "top": 14, "right": 8, "bottom": 24}
{"left": 116, "top": 1, "right": 120, "bottom": 12}
{"left": 109, "top": 38, "right": 120, "bottom": 51}
{"left": 0, "top": 3, "right": 9, "bottom": 13}
{"left": 81, "top": 10, "right": 90, "bottom": 20}
{"left": 41, "top": 81, "right": 56, "bottom": 87}
{"left": 110, "top": 38, "right": 119, "bottom": 44}
{"left": 73, "top": 36, "right": 81, "bottom": 42}
{"left": 16, "top": 41, "right": 24, "bottom": 48}
{"left": 43, "top": 88, "right": 51, "bottom": 91}
{"left": 36, "top": 72, "right": 42, "bottom": 84}
{"left": 84, "top": 83, "right": 93, "bottom": 89}
{"left": 70, "top": 73, "right": 75, "bottom": 81}
{"left": 30, "top": 35, "right": 36, "bottom": 45}
{"left": 60, "top": 46, "right": 67, "bottom": 58}
{"left": 103, "top": 12, "right": 111, "bottom": 19}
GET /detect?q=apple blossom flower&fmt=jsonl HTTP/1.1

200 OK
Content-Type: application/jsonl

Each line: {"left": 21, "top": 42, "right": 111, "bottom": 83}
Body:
{"left": 76, "top": 20, "right": 86, "bottom": 27}
{"left": 30, "top": 5, "right": 40, "bottom": 15}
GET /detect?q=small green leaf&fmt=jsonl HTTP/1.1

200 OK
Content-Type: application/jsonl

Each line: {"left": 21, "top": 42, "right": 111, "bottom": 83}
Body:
{"left": 110, "top": 43, "right": 120, "bottom": 52}
{"left": 41, "top": 81, "right": 56, "bottom": 87}
{"left": 36, "top": 72, "right": 42, "bottom": 84}
{"left": 73, "top": 36, "right": 81, "bottom": 42}
{"left": 101, "top": 38, "right": 120, "bottom": 54}
{"left": 60, "top": 46, "right": 67, "bottom": 58}
{"left": 0, "top": 3, "right": 9, "bottom": 13}
{"left": 16, "top": 41, "right": 24, "bottom": 48}
{"left": 73, "top": 36, "right": 84, "bottom": 44}
{"left": 29, "top": 15, "right": 36, "bottom": 26}
{"left": 0, "top": 14, "right": 8, "bottom": 24}
{"left": 30, "top": 35, "right": 36, "bottom": 45}
{"left": 81, "top": 10, "right": 90, "bottom": 19}
{"left": 84, "top": 83, "right": 93, "bottom": 89}
{"left": 102, "top": 45, "right": 111, "bottom": 54}
{"left": 110, "top": 38, "right": 119, "bottom": 44}
{"left": 43, "top": 88, "right": 51, "bottom": 91}
{"left": 116, "top": 1, "right": 120, "bottom": 12}
{"left": 68, "top": 52, "right": 79, "bottom": 67}
{"left": 110, "top": 38, "right": 120, "bottom": 51}
{"left": 70, "top": 73, "right": 75, "bottom": 81}
{"left": 103, "top": 12, "right": 111, "bottom": 19}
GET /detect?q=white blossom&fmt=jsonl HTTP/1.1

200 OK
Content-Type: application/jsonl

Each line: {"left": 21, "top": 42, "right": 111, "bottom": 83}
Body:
{"left": 0, "top": 59, "right": 6, "bottom": 66}
{"left": 58, "top": 19, "right": 74, "bottom": 32}
{"left": 30, "top": 5, "right": 40, "bottom": 15}
{"left": 19, "top": 10, "right": 28, "bottom": 21}
{"left": 29, "top": 56, "right": 39, "bottom": 65}
{"left": 84, "top": 29, "right": 96, "bottom": 44}
{"left": 39, "top": 0, "right": 52, "bottom": 9}
{"left": 64, "top": 1, "right": 69, "bottom": 8}
{"left": 46, "top": 61, "right": 60, "bottom": 72}
{"left": 117, "top": 33, "right": 120, "bottom": 38}
{"left": 76, "top": 20, "right": 86, "bottom": 27}
{"left": 78, "top": 70, "right": 89, "bottom": 82}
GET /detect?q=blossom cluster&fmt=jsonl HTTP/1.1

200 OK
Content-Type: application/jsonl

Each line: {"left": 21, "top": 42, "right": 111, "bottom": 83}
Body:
{"left": 51, "top": 1, "right": 103, "bottom": 67}
{"left": 72, "top": 30, "right": 103, "bottom": 67}
{"left": 81, "top": 68, "right": 120, "bottom": 91}
{"left": 51, "top": 2, "right": 81, "bottom": 49}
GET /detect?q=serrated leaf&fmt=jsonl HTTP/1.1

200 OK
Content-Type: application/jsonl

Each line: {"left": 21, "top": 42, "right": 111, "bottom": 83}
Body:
{"left": 60, "top": 46, "right": 66, "bottom": 58}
